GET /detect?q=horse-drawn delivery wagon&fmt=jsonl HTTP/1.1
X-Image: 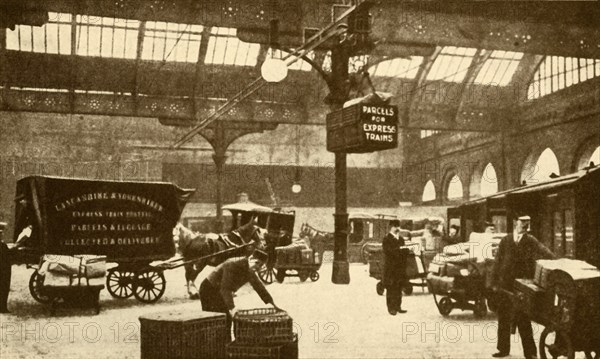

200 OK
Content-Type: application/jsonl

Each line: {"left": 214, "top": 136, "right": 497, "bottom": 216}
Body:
{"left": 12, "top": 175, "right": 195, "bottom": 306}
{"left": 219, "top": 201, "right": 296, "bottom": 285}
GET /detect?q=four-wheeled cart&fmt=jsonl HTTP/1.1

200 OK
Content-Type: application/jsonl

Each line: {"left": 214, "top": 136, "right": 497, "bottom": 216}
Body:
{"left": 12, "top": 175, "right": 195, "bottom": 306}
{"left": 426, "top": 261, "right": 488, "bottom": 318}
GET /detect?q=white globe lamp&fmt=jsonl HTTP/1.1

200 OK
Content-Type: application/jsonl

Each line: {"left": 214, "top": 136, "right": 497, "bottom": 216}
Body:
{"left": 291, "top": 183, "right": 302, "bottom": 194}
{"left": 261, "top": 58, "right": 288, "bottom": 83}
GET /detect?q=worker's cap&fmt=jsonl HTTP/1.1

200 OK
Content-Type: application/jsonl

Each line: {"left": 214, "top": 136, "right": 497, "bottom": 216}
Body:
{"left": 517, "top": 215, "right": 531, "bottom": 221}
{"left": 251, "top": 249, "right": 269, "bottom": 263}
{"left": 389, "top": 219, "right": 401, "bottom": 227}
{"left": 484, "top": 221, "right": 495, "bottom": 227}
{"left": 0, "top": 222, "right": 7, "bottom": 231}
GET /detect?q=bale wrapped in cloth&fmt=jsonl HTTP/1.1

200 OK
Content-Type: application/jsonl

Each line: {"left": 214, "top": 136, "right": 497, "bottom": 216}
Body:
{"left": 432, "top": 232, "right": 504, "bottom": 279}
{"left": 39, "top": 254, "right": 106, "bottom": 287}
{"left": 426, "top": 273, "right": 455, "bottom": 295}
{"left": 275, "top": 240, "right": 309, "bottom": 266}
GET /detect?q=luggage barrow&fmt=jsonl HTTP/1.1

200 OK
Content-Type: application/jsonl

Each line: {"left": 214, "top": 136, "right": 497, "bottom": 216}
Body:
{"left": 427, "top": 262, "right": 488, "bottom": 318}
{"left": 369, "top": 245, "right": 427, "bottom": 296}
{"left": 274, "top": 262, "right": 322, "bottom": 283}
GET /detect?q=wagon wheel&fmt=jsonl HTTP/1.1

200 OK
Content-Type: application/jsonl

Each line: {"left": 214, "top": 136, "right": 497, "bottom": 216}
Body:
{"left": 539, "top": 327, "right": 574, "bottom": 359}
{"left": 298, "top": 270, "right": 309, "bottom": 282}
{"left": 106, "top": 269, "right": 135, "bottom": 299}
{"left": 29, "top": 270, "right": 52, "bottom": 304}
{"left": 438, "top": 297, "right": 453, "bottom": 316}
{"left": 473, "top": 298, "right": 487, "bottom": 318}
{"left": 133, "top": 270, "right": 166, "bottom": 304}
{"left": 376, "top": 281, "right": 385, "bottom": 296}
{"left": 258, "top": 264, "right": 276, "bottom": 284}
{"left": 275, "top": 269, "right": 286, "bottom": 283}
{"left": 310, "top": 271, "right": 320, "bottom": 282}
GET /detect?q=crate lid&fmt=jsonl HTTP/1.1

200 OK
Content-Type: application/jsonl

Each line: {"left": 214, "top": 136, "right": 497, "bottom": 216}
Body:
{"left": 139, "top": 310, "right": 226, "bottom": 323}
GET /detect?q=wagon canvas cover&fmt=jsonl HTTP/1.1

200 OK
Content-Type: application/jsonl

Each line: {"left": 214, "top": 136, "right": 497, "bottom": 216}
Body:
{"left": 13, "top": 176, "right": 195, "bottom": 261}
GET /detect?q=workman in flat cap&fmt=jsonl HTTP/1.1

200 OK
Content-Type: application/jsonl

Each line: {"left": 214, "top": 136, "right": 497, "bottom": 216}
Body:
{"left": 491, "top": 215, "right": 555, "bottom": 359}
{"left": 200, "top": 249, "right": 281, "bottom": 341}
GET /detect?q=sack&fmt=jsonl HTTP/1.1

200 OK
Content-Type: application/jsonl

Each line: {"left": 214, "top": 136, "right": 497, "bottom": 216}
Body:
{"left": 44, "top": 271, "right": 74, "bottom": 287}
{"left": 78, "top": 255, "right": 107, "bottom": 278}
{"left": 427, "top": 273, "right": 454, "bottom": 295}
{"left": 40, "top": 254, "right": 106, "bottom": 281}
{"left": 42, "top": 255, "right": 81, "bottom": 276}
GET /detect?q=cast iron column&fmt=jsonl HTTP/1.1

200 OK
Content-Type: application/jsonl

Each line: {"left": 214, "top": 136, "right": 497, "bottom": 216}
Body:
{"left": 330, "top": 47, "right": 350, "bottom": 284}
{"left": 212, "top": 150, "right": 226, "bottom": 233}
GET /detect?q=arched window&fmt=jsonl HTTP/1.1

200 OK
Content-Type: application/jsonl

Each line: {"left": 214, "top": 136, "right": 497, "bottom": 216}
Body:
{"left": 446, "top": 175, "right": 464, "bottom": 200}
{"left": 574, "top": 140, "right": 600, "bottom": 170}
{"left": 522, "top": 148, "right": 560, "bottom": 184}
{"left": 480, "top": 163, "right": 499, "bottom": 196}
{"left": 588, "top": 146, "right": 600, "bottom": 167}
{"left": 528, "top": 56, "right": 600, "bottom": 100}
{"left": 422, "top": 180, "right": 436, "bottom": 202}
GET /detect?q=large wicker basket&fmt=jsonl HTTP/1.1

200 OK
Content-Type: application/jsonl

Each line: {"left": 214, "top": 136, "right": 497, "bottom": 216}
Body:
{"left": 226, "top": 333, "right": 298, "bottom": 359}
{"left": 233, "top": 308, "right": 294, "bottom": 344}
{"left": 139, "top": 310, "right": 228, "bottom": 359}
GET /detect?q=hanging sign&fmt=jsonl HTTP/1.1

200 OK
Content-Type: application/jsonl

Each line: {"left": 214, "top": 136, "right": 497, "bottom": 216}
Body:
{"left": 326, "top": 104, "right": 398, "bottom": 153}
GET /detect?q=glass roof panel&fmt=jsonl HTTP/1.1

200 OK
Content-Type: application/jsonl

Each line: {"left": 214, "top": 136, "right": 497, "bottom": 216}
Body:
{"left": 426, "top": 47, "right": 476, "bottom": 82}
{"left": 528, "top": 56, "right": 599, "bottom": 100}
{"left": 6, "top": 12, "right": 72, "bottom": 54}
{"left": 474, "top": 50, "right": 523, "bottom": 86}
{"left": 204, "top": 27, "right": 260, "bottom": 66}
{"left": 368, "top": 56, "right": 423, "bottom": 79}
{"left": 75, "top": 15, "right": 140, "bottom": 59}
{"left": 143, "top": 21, "right": 203, "bottom": 63}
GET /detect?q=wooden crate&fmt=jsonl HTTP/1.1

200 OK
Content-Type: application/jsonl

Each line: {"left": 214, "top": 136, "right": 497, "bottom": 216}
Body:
{"left": 513, "top": 278, "right": 554, "bottom": 324}
{"left": 139, "top": 310, "right": 228, "bottom": 359}
{"left": 226, "top": 334, "right": 298, "bottom": 359}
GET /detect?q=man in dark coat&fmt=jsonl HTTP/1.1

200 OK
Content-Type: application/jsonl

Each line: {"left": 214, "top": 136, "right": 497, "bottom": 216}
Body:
{"left": 0, "top": 222, "right": 12, "bottom": 313}
{"left": 382, "top": 219, "right": 410, "bottom": 315}
{"left": 491, "top": 215, "right": 555, "bottom": 359}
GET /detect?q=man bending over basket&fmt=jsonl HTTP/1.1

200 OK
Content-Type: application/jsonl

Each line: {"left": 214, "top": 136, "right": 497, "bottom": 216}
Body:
{"left": 200, "top": 249, "right": 281, "bottom": 340}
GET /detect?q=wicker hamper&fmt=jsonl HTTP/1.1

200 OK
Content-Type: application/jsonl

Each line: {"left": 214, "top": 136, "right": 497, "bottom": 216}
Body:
{"left": 226, "top": 334, "right": 298, "bottom": 359}
{"left": 139, "top": 310, "right": 228, "bottom": 359}
{"left": 233, "top": 308, "right": 295, "bottom": 344}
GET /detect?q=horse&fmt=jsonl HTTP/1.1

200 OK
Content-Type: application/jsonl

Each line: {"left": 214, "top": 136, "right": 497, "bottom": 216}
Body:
{"left": 173, "top": 219, "right": 267, "bottom": 299}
